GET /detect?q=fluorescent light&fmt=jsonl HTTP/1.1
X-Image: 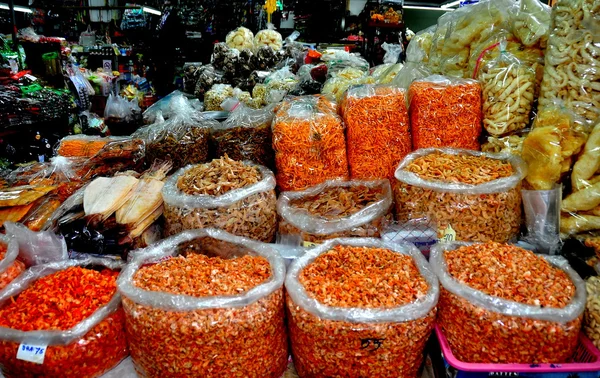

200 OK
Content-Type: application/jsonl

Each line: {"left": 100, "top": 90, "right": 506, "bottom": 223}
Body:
{"left": 441, "top": 0, "right": 461, "bottom": 8}
{"left": 142, "top": 6, "right": 161, "bottom": 15}
{"left": 0, "top": 3, "right": 33, "bottom": 13}
{"left": 403, "top": 5, "right": 452, "bottom": 11}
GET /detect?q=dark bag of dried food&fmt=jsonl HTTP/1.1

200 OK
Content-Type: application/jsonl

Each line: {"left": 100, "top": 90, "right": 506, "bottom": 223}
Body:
{"left": 104, "top": 94, "right": 142, "bottom": 136}
{"left": 212, "top": 100, "right": 275, "bottom": 168}
{"left": 133, "top": 95, "right": 218, "bottom": 170}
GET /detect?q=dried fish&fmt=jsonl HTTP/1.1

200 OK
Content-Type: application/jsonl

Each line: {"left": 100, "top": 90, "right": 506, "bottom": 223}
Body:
{"left": 0, "top": 185, "right": 56, "bottom": 207}
{"left": 84, "top": 176, "right": 139, "bottom": 222}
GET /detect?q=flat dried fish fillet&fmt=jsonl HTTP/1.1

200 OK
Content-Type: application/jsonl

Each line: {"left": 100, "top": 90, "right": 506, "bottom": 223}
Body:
{"left": 0, "top": 185, "right": 56, "bottom": 207}
{"left": 115, "top": 179, "right": 164, "bottom": 225}
{"left": 84, "top": 176, "right": 139, "bottom": 217}
{"left": 129, "top": 205, "right": 163, "bottom": 239}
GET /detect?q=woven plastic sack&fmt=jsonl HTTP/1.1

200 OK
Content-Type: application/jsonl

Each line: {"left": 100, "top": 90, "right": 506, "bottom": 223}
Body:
{"left": 272, "top": 95, "right": 348, "bottom": 191}
{"left": 286, "top": 237, "right": 439, "bottom": 377}
{"left": 394, "top": 148, "right": 527, "bottom": 243}
{"left": 0, "top": 235, "right": 24, "bottom": 291}
{"left": 430, "top": 241, "right": 586, "bottom": 363}
{"left": 162, "top": 162, "right": 277, "bottom": 242}
{"left": 118, "top": 228, "right": 287, "bottom": 378}
{"left": 408, "top": 75, "right": 482, "bottom": 150}
{"left": 0, "top": 257, "right": 126, "bottom": 378}
{"left": 277, "top": 179, "right": 393, "bottom": 245}
{"left": 341, "top": 85, "right": 411, "bottom": 179}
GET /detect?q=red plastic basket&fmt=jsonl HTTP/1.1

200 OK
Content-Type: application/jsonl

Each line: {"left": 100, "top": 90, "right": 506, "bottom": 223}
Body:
{"left": 436, "top": 325, "right": 600, "bottom": 374}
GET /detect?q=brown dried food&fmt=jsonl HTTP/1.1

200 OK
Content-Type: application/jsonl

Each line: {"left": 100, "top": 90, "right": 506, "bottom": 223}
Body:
{"left": 290, "top": 186, "right": 385, "bottom": 219}
{"left": 213, "top": 123, "right": 274, "bottom": 168}
{"left": 146, "top": 127, "right": 209, "bottom": 169}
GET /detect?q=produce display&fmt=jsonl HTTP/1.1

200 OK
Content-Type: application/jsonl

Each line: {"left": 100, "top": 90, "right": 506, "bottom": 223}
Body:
{"left": 118, "top": 229, "right": 287, "bottom": 378}
{"left": 0, "top": 258, "right": 127, "bottom": 378}
{"left": 394, "top": 149, "right": 526, "bottom": 243}
{"left": 162, "top": 156, "right": 277, "bottom": 242}
{"left": 277, "top": 180, "right": 393, "bottom": 244}
{"left": 431, "top": 242, "right": 585, "bottom": 364}
{"left": 286, "top": 239, "right": 438, "bottom": 378}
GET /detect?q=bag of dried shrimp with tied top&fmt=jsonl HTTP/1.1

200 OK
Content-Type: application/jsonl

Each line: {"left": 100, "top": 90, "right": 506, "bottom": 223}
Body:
{"left": 162, "top": 156, "right": 277, "bottom": 242}
{"left": 394, "top": 148, "right": 527, "bottom": 243}
{"left": 0, "top": 257, "right": 127, "bottom": 378}
{"left": 118, "top": 228, "right": 288, "bottom": 378}
{"left": 0, "top": 235, "right": 24, "bottom": 291}
{"left": 286, "top": 238, "right": 439, "bottom": 378}
{"left": 277, "top": 179, "right": 393, "bottom": 246}
{"left": 431, "top": 241, "right": 586, "bottom": 364}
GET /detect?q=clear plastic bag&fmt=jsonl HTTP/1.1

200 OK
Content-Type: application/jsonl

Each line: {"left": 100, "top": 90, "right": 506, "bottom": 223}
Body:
{"left": 286, "top": 237, "right": 439, "bottom": 377}
{"left": 512, "top": 0, "right": 551, "bottom": 48}
{"left": 212, "top": 102, "right": 275, "bottom": 168}
{"left": 264, "top": 66, "right": 299, "bottom": 96}
{"left": 478, "top": 42, "right": 536, "bottom": 136}
{"left": 341, "top": 85, "right": 411, "bottom": 180}
{"left": 0, "top": 257, "right": 126, "bottom": 378}
{"left": 162, "top": 161, "right": 277, "bottom": 242}
{"left": 382, "top": 42, "right": 402, "bottom": 64}
{"left": 183, "top": 62, "right": 203, "bottom": 94}
{"left": 117, "top": 228, "right": 287, "bottom": 378}
{"left": 584, "top": 276, "right": 600, "bottom": 349}
{"left": 521, "top": 186, "right": 562, "bottom": 255}
{"left": 0, "top": 234, "right": 24, "bottom": 291}
{"left": 272, "top": 95, "right": 349, "bottom": 191}
{"left": 430, "top": 241, "right": 586, "bottom": 363}
{"left": 193, "top": 65, "right": 225, "bottom": 100}
{"left": 4, "top": 222, "right": 68, "bottom": 267}
{"left": 225, "top": 26, "right": 254, "bottom": 51}
{"left": 369, "top": 63, "right": 403, "bottom": 84}
{"left": 254, "top": 23, "right": 283, "bottom": 51}
{"left": 406, "top": 25, "right": 435, "bottom": 64}
{"left": 204, "top": 84, "right": 234, "bottom": 111}
{"left": 142, "top": 90, "right": 185, "bottom": 124}
{"left": 321, "top": 50, "right": 370, "bottom": 75}
{"left": 394, "top": 148, "right": 527, "bottom": 243}
{"left": 408, "top": 75, "right": 482, "bottom": 150}
{"left": 277, "top": 180, "right": 393, "bottom": 245}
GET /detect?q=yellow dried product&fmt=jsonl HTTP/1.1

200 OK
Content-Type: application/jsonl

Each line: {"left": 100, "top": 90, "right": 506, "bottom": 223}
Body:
{"left": 394, "top": 149, "right": 526, "bottom": 243}
{"left": 277, "top": 180, "right": 393, "bottom": 245}
{"left": 119, "top": 229, "right": 288, "bottom": 378}
{"left": 585, "top": 276, "right": 600, "bottom": 349}
{"left": 431, "top": 242, "right": 586, "bottom": 364}
{"left": 286, "top": 239, "right": 439, "bottom": 378}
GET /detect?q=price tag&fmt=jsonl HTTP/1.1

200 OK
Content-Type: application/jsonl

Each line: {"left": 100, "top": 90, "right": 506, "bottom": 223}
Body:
{"left": 17, "top": 343, "right": 48, "bottom": 364}
{"left": 24, "top": 74, "right": 37, "bottom": 81}
{"left": 302, "top": 241, "right": 320, "bottom": 248}
{"left": 438, "top": 224, "right": 456, "bottom": 243}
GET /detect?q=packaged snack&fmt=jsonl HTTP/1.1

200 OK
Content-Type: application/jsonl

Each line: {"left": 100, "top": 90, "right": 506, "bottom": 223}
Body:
{"left": 431, "top": 241, "right": 585, "bottom": 363}
{"left": 277, "top": 179, "right": 393, "bottom": 245}
{"left": 585, "top": 276, "right": 600, "bottom": 349}
{"left": 286, "top": 238, "right": 439, "bottom": 377}
{"left": 254, "top": 24, "right": 283, "bottom": 51}
{"left": 225, "top": 26, "right": 254, "bottom": 51}
{"left": 162, "top": 156, "right": 277, "bottom": 242}
{"left": 118, "top": 229, "right": 287, "bottom": 378}
{"left": 204, "top": 84, "right": 234, "bottom": 111}
{"left": 394, "top": 148, "right": 526, "bottom": 243}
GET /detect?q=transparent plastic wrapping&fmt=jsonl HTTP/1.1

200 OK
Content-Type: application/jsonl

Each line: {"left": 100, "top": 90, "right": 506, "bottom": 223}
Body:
{"left": 117, "top": 228, "right": 287, "bottom": 378}
{"left": 369, "top": 63, "right": 403, "bottom": 84}
{"left": 4, "top": 222, "right": 67, "bottom": 267}
{"left": 277, "top": 180, "right": 393, "bottom": 244}
{"left": 408, "top": 75, "right": 482, "bottom": 150}
{"left": 430, "top": 241, "right": 586, "bottom": 363}
{"left": 212, "top": 103, "right": 275, "bottom": 168}
{"left": 264, "top": 66, "right": 299, "bottom": 97}
{"left": 204, "top": 84, "right": 234, "bottom": 111}
{"left": 0, "top": 235, "right": 24, "bottom": 291}
{"left": 225, "top": 26, "right": 254, "bottom": 50}
{"left": 341, "top": 85, "right": 411, "bottom": 180}
{"left": 394, "top": 148, "right": 527, "bottom": 243}
{"left": 321, "top": 50, "right": 370, "bottom": 75}
{"left": 427, "top": 11, "right": 455, "bottom": 74}
{"left": 193, "top": 65, "right": 224, "bottom": 100}
{"left": 272, "top": 95, "right": 348, "bottom": 191}
{"left": 512, "top": 0, "right": 551, "bottom": 48}
{"left": 481, "top": 133, "right": 527, "bottom": 155}
{"left": 183, "top": 62, "right": 203, "bottom": 94}
{"left": 133, "top": 96, "right": 216, "bottom": 169}
{"left": 142, "top": 90, "right": 185, "bottom": 124}
{"left": 539, "top": 0, "right": 600, "bottom": 126}
{"left": 478, "top": 43, "right": 536, "bottom": 136}
{"left": 254, "top": 24, "right": 283, "bottom": 51}
{"left": 522, "top": 186, "right": 561, "bottom": 255}
{"left": 406, "top": 25, "right": 434, "bottom": 64}
{"left": 585, "top": 276, "right": 600, "bottom": 349}
{"left": 0, "top": 257, "right": 126, "bottom": 378}
{"left": 286, "top": 238, "right": 439, "bottom": 377}
{"left": 56, "top": 135, "right": 124, "bottom": 158}
{"left": 162, "top": 162, "right": 277, "bottom": 242}
{"left": 392, "top": 61, "right": 432, "bottom": 91}
{"left": 572, "top": 122, "right": 600, "bottom": 192}
{"left": 382, "top": 42, "right": 402, "bottom": 64}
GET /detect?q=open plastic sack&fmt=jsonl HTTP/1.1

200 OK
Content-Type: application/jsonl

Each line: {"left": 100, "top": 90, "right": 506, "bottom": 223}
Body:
{"left": 4, "top": 222, "right": 68, "bottom": 267}
{"left": 431, "top": 241, "right": 585, "bottom": 363}
{"left": 394, "top": 148, "right": 527, "bottom": 243}
{"left": 0, "top": 257, "right": 126, "bottom": 378}
{"left": 118, "top": 228, "right": 287, "bottom": 378}
{"left": 162, "top": 158, "right": 277, "bottom": 242}
{"left": 277, "top": 179, "right": 393, "bottom": 245}
{"left": 104, "top": 94, "right": 142, "bottom": 136}
{"left": 0, "top": 235, "right": 24, "bottom": 291}
{"left": 286, "top": 237, "right": 439, "bottom": 377}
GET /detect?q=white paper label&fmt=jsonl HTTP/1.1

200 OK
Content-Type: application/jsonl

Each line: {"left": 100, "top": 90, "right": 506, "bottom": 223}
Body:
{"left": 24, "top": 74, "right": 37, "bottom": 81}
{"left": 17, "top": 343, "right": 48, "bottom": 364}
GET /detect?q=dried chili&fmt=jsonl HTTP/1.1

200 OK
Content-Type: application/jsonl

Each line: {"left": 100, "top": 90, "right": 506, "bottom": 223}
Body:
{"left": 409, "top": 78, "right": 482, "bottom": 150}
{"left": 342, "top": 85, "right": 411, "bottom": 179}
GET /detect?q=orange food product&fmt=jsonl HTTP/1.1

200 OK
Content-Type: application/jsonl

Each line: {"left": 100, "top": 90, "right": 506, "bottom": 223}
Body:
{"left": 273, "top": 95, "right": 348, "bottom": 191}
{"left": 57, "top": 136, "right": 112, "bottom": 158}
{"left": 409, "top": 77, "right": 482, "bottom": 150}
{"left": 342, "top": 85, "right": 411, "bottom": 180}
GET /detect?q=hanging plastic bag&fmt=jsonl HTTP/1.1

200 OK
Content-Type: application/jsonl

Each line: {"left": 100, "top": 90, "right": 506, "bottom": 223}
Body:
{"left": 382, "top": 42, "right": 402, "bottom": 64}
{"left": 118, "top": 228, "right": 287, "bottom": 378}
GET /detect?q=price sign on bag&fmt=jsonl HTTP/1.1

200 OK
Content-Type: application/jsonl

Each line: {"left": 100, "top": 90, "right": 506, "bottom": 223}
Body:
{"left": 17, "top": 342, "right": 48, "bottom": 364}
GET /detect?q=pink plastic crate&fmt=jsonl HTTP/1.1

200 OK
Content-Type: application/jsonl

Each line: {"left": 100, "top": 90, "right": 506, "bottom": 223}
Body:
{"left": 436, "top": 325, "right": 600, "bottom": 374}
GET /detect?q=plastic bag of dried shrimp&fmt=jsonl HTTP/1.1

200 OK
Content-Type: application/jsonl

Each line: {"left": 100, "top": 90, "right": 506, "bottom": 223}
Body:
{"left": 0, "top": 235, "right": 23, "bottom": 291}
{"left": 286, "top": 238, "right": 439, "bottom": 378}
{"left": 430, "top": 241, "right": 586, "bottom": 364}
{"left": 0, "top": 257, "right": 127, "bottom": 378}
{"left": 277, "top": 179, "right": 393, "bottom": 246}
{"left": 118, "top": 228, "right": 288, "bottom": 378}
{"left": 394, "top": 148, "right": 527, "bottom": 243}
{"left": 162, "top": 156, "right": 277, "bottom": 242}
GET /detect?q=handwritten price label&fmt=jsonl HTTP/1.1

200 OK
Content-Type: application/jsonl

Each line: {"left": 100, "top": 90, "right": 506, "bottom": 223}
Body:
{"left": 438, "top": 224, "right": 457, "bottom": 243}
{"left": 17, "top": 343, "right": 48, "bottom": 364}
{"left": 302, "top": 241, "right": 320, "bottom": 248}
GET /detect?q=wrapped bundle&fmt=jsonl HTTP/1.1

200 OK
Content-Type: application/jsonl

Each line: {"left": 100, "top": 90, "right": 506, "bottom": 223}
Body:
{"left": 225, "top": 26, "right": 254, "bottom": 50}
{"left": 277, "top": 179, "right": 393, "bottom": 245}
{"left": 431, "top": 241, "right": 585, "bottom": 363}
{"left": 254, "top": 25, "right": 283, "bottom": 51}
{"left": 394, "top": 148, "right": 526, "bottom": 243}
{"left": 118, "top": 229, "right": 287, "bottom": 378}
{"left": 286, "top": 238, "right": 438, "bottom": 377}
